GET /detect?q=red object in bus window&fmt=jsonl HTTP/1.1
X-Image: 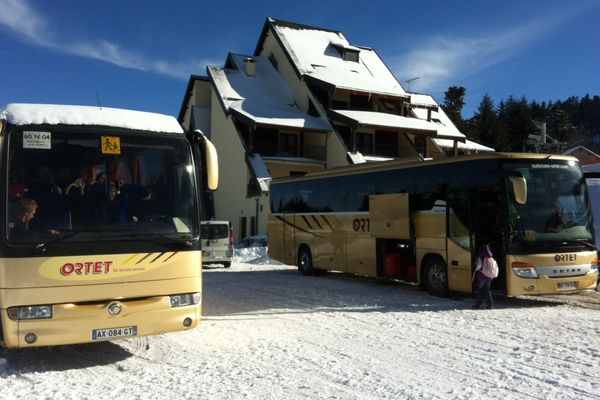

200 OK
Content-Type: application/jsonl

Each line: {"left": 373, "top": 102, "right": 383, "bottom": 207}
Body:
{"left": 9, "top": 182, "right": 27, "bottom": 200}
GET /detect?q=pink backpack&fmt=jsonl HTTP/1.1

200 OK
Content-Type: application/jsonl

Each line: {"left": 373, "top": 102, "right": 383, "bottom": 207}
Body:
{"left": 481, "top": 257, "right": 499, "bottom": 279}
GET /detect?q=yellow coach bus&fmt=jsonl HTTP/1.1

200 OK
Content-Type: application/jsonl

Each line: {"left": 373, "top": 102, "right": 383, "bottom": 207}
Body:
{"left": 268, "top": 153, "right": 598, "bottom": 297}
{"left": 0, "top": 103, "right": 218, "bottom": 348}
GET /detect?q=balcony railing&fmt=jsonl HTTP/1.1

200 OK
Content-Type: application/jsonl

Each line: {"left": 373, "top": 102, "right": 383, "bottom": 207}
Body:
{"left": 253, "top": 144, "right": 326, "bottom": 161}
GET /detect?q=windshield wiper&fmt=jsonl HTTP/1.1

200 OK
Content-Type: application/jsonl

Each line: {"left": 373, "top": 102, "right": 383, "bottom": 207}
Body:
{"left": 124, "top": 232, "right": 198, "bottom": 248}
{"left": 34, "top": 228, "right": 136, "bottom": 253}
{"left": 35, "top": 229, "right": 198, "bottom": 253}
{"left": 34, "top": 230, "right": 87, "bottom": 253}
{"left": 573, "top": 239, "right": 596, "bottom": 251}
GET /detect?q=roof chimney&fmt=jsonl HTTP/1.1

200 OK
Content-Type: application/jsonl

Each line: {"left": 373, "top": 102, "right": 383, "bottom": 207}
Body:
{"left": 244, "top": 58, "right": 256, "bottom": 77}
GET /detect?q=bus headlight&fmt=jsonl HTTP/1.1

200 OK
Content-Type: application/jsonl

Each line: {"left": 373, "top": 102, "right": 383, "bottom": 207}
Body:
{"left": 170, "top": 292, "right": 201, "bottom": 308}
{"left": 7, "top": 305, "right": 53, "bottom": 320}
{"left": 591, "top": 256, "right": 598, "bottom": 272}
{"left": 512, "top": 262, "right": 538, "bottom": 279}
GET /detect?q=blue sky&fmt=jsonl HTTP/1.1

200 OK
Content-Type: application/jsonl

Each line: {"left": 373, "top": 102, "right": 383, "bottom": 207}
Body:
{"left": 1, "top": 0, "right": 599, "bottom": 119}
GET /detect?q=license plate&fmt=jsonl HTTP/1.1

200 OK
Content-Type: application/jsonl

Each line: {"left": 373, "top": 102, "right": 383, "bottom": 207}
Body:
{"left": 92, "top": 326, "right": 137, "bottom": 340}
{"left": 558, "top": 282, "right": 577, "bottom": 290}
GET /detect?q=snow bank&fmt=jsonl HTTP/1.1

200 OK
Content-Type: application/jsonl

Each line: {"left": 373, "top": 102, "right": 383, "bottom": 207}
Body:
{"left": 1, "top": 261, "right": 599, "bottom": 400}
{"left": 234, "top": 246, "right": 281, "bottom": 265}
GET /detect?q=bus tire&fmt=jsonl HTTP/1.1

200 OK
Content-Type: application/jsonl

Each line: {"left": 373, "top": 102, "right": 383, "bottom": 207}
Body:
{"left": 424, "top": 257, "right": 449, "bottom": 297}
{"left": 298, "top": 245, "right": 315, "bottom": 276}
{"left": 222, "top": 262, "right": 231, "bottom": 268}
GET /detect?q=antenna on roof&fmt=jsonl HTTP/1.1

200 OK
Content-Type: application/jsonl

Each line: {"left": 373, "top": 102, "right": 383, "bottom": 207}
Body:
{"left": 404, "top": 76, "right": 420, "bottom": 92}
{"left": 95, "top": 92, "right": 103, "bottom": 110}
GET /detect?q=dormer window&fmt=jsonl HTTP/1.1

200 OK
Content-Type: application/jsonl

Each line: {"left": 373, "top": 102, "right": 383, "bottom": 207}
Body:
{"left": 331, "top": 42, "right": 361, "bottom": 63}
{"left": 343, "top": 49, "right": 359, "bottom": 62}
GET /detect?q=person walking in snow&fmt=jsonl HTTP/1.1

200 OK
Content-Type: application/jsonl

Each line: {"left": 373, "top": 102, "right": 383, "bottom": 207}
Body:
{"left": 472, "top": 244, "right": 498, "bottom": 309}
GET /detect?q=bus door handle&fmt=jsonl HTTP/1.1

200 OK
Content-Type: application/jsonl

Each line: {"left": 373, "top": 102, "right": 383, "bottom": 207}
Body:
{"left": 451, "top": 260, "right": 459, "bottom": 266}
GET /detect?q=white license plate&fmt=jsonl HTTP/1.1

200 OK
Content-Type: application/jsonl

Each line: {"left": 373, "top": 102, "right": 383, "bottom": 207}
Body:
{"left": 92, "top": 326, "right": 137, "bottom": 340}
{"left": 558, "top": 282, "right": 577, "bottom": 290}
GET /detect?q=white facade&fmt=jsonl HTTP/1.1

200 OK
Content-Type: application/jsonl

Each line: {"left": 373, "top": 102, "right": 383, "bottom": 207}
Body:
{"left": 179, "top": 18, "right": 492, "bottom": 241}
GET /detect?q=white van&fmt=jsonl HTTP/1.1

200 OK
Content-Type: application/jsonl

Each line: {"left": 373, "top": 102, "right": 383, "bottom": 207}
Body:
{"left": 201, "top": 220, "right": 234, "bottom": 268}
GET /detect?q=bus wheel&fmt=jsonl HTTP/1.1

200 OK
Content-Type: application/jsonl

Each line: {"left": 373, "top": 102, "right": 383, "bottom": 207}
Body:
{"left": 222, "top": 262, "right": 231, "bottom": 268}
{"left": 425, "top": 258, "right": 449, "bottom": 297}
{"left": 298, "top": 246, "right": 315, "bottom": 276}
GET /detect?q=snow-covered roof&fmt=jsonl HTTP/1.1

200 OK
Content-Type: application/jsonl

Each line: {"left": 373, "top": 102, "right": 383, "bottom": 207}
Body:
{"left": 247, "top": 153, "right": 271, "bottom": 192}
{"left": 208, "top": 54, "right": 330, "bottom": 131}
{"left": 272, "top": 23, "right": 407, "bottom": 98}
{"left": 564, "top": 145, "right": 600, "bottom": 158}
{"left": 408, "top": 94, "right": 491, "bottom": 151}
{"left": 1, "top": 103, "right": 184, "bottom": 134}
{"left": 409, "top": 94, "right": 465, "bottom": 140}
{"left": 433, "top": 138, "right": 495, "bottom": 152}
{"left": 329, "top": 109, "right": 438, "bottom": 135}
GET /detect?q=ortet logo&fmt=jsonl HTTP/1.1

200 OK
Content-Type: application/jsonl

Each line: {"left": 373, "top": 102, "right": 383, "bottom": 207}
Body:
{"left": 60, "top": 261, "right": 113, "bottom": 276}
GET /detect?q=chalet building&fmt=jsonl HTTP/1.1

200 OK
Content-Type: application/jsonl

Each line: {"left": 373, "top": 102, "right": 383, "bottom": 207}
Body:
{"left": 563, "top": 145, "right": 600, "bottom": 166}
{"left": 179, "top": 18, "right": 492, "bottom": 241}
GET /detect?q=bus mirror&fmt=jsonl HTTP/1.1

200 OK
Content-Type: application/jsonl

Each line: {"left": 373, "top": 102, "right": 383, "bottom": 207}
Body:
{"left": 509, "top": 176, "right": 527, "bottom": 205}
{"left": 203, "top": 137, "right": 219, "bottom": 191}
{"left": 194, "top": 129, "right": 219, "bottom": 191}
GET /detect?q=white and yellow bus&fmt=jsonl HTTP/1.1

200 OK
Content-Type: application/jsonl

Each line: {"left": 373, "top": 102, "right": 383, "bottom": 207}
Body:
{"left": 0, "top": 103, "right": 218, "bottom": 348}
{"left": 268, "top": 153, "right": 598, "bottom": 297}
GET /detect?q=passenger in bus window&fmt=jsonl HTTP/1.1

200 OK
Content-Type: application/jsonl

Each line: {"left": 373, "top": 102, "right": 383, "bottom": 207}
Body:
{"left": 8, "top": 198, "right": 60, "bottom": 240}
{"left": 28, "top": 166, "right": 69, "bottom": 230}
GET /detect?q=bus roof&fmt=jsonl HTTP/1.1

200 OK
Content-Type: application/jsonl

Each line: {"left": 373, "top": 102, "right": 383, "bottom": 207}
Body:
{"left": 1, "top": 103, "right": 184, "bottom": 134}
{"left": 271, "top": 152, "right": 580, "bottom": 184}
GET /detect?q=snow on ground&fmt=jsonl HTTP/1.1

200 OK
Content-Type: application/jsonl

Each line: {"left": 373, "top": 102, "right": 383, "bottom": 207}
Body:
{"left": 1, "top": 248, "right": 600, "bottom": 399}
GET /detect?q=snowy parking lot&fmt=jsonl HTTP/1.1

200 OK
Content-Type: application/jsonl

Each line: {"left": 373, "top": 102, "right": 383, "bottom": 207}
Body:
{"left": 1, "top": 251, "right": 600, "bottom": 399}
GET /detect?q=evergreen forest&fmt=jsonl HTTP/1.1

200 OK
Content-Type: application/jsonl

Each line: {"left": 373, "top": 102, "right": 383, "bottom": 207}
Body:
{"left": 441, "top": 86, "right": 600, "bottom": 153}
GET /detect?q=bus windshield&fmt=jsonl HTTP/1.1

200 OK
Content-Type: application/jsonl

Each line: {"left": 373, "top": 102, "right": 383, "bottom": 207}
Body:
{"left": 504, "top": 160, "right": 594, "bottom": 251}
{"left": 6, "top": 129, "right": 198, "bottom": 243}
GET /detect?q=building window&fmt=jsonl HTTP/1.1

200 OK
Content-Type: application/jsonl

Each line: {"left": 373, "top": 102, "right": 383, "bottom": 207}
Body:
{"left": 343, "top": 50, "right": 359, "bottom": 62}
{"left": 332, "top": 44, "right": 360, "bottom": 63}
{"left": 337, "top": 125, "right": 352, "bottom": 150}
{"left": 279, "top": 133, "right": 298, "bottom": 156}
{"left": 375, "top": 131, "right": 398, "bottom": 157}
{"left": 332, "top": 100, "right": 348, "bottom": 109}
{"left": 254, "top": 127, "right": 278, "bottom": 156}
{"left": 356, "top": 132, "right": 373, "bottom": 155}
{"left": 414, "top": 135, "right": 427, "bottom": 157}
{"left": 240, "top": 217, "right": 247, "bottom": 239}
{"left": 350, "top": 94, "right": 372, "bottom": 111}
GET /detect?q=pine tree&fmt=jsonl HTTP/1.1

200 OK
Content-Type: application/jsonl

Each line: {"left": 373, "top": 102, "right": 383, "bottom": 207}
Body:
{"left": 471, "top": 94, "right": 509, "bottom": 151}
{"left": 442, "top": 86, "right": 466, "bottom": 132}
{"left": 498, "top": 96, "right": 536, "bottom": 151}
{"left": 547, "top": 107, "right": 576, "bottom": 144}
